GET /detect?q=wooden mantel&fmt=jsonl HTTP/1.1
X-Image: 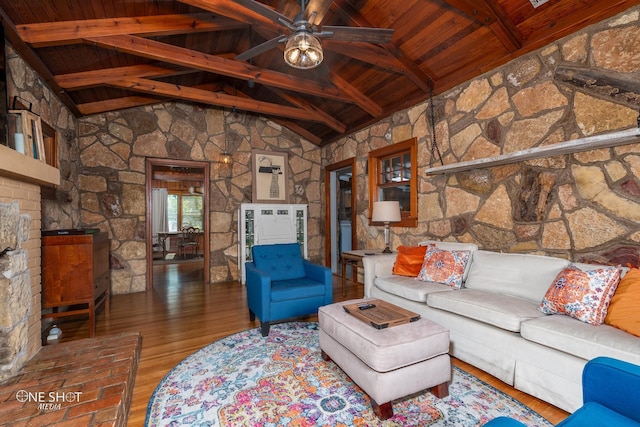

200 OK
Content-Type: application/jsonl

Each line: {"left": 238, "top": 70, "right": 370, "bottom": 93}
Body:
{"left": 0, "top": 144, "right": 60, "bottom": 186}
{"left": 426, "top": 127, "right": 640, "bottom": 175}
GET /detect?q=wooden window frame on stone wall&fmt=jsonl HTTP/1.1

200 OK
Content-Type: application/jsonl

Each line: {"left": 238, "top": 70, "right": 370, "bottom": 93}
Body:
{"left": 368, "top": 137, "right": 418, "bottom": 228}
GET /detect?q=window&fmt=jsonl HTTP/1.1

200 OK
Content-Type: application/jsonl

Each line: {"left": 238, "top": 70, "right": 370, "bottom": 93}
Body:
{"left": 368, "top": 138, "right": 417, "bottom": 227}
{"left": 167, "top": 194, "right": 178, "bottom": 232}
{"left": 166, "top": 193, "right": 203, "bottom": 232}
{"left": 181, "top": 195, "right": 203, "bottom": 229}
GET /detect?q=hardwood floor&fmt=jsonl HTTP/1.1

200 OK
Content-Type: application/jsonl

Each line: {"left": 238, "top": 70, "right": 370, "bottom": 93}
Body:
{"left": 56, "top": 262, "right": 569, "bottom": 426}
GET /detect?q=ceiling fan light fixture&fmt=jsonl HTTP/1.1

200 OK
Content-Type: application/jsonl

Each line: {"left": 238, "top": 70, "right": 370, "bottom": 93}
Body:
{"left": 284, "top": 32, "right": 323, "bottom": 69}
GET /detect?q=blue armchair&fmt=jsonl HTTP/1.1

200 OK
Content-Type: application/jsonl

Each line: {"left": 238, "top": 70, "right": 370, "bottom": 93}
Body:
{"left": 246, "top": 243, "right": 333, "bottom": 336}
{"left": 486, "top": 357, "right": 640, "bottom": 427}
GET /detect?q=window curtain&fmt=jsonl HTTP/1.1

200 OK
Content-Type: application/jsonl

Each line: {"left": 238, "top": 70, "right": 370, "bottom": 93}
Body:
{"left": 152, "top": 188, "right": 169, "bottom": 247}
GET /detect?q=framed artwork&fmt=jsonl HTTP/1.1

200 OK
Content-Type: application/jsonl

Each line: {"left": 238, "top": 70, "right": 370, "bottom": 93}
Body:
{"left": 251, "top": 149, "right": 290, "bottom": 203}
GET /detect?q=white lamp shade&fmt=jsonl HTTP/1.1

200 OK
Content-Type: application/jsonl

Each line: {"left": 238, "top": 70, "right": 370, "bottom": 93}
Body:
{"left": 372, "top": 201, "right": 401, "bottom": 223}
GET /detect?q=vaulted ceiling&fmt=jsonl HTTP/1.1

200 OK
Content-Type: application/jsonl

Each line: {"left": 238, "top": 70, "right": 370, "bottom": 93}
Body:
{"left": 1, "top": 0, "right": 638, "bottom": 146}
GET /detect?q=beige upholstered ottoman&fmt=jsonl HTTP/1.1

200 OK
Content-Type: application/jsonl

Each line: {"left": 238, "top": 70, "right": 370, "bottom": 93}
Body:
{"left": 318, "top": 298, "right": 451, "bottom": 420}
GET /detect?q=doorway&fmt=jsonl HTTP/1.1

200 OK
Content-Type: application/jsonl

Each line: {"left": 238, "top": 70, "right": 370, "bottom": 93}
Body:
{"left": 324, "top": 158, "right": 356, "bottom": 274}
{"left": 146, "top": 158, "right": 210, "bottom": 289}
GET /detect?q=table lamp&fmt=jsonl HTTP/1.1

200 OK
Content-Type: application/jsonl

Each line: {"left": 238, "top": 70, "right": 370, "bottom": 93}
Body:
{"left": 372, "top": 201, "right": 401, "bottom": 253}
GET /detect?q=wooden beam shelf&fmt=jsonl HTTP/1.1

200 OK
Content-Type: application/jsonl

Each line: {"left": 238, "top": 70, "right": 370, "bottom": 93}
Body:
{"left": 0, "top": 144, "right": 60, "bottom": 186}
{"left": 425, "top": 126, "right": 640, "bottom": 175}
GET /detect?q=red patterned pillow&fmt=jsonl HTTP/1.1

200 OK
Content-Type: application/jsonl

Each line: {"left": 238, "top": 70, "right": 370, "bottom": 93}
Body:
{"left": 416, "top": 246, "right": 470, "bottom": 289}
{"left": 539, "top": 264, "right": 621, "bottom": 325}
{"left": 392, "top": 245, "right": 430, "bottom": 277}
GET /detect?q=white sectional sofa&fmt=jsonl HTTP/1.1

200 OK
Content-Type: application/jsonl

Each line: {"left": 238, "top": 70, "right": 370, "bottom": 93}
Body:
{"left": 362, "top": 241, "right": 640, "bottom": 413}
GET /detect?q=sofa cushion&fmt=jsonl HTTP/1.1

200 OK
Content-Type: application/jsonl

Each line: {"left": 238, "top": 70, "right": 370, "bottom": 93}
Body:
{"left": 252, "top": 243, "right": 305, "bottom": 281}
{"left": 419, "top": 240, "right": 478, "bottom": 281}
{"left": 417, "top": 246, "right": 471, "bottom": 289}
{"left": 539, "top": 264, "right": 620, "bottom": 326}
{"left": 605, "top": 267, "right": 640, "bottom": 337}
{"left": 375, "top": 274, "right": 452, "bottom": 302}
{"left": 427, "top": 289, "right": 546, "bottom": 332}
{"left": 392, "top": 245, "right": 429, "bottom": 277}
{"left": 521, "top": 315, "right": 640, "bottom": 364}
{"left": 464, "top": 250, "right": 570, "bottom": 303}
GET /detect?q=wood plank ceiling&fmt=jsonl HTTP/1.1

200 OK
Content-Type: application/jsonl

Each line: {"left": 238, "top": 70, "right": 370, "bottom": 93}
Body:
{"left": 0, "top": 0, "right": 638, "bottom": 146}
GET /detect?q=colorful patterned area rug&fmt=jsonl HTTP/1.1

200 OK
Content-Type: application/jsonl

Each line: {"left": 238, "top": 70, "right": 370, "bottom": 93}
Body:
{"left": 146, "top": 322, "right": 552, "bottom": 426}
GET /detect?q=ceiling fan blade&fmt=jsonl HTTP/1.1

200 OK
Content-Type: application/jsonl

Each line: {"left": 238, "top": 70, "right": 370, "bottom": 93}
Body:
{"left": 320, "top": 26, "right": 394, "bottom": 44}
{"left": 231, "top": 0, "right": 293, "bottom": 27}
{"left": 236, "top": 36, "right": 286, "bottom": 61}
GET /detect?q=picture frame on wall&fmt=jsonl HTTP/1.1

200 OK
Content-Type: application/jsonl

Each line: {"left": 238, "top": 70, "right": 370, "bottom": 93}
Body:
{"left": 251, "top": 149, "right": 290, "bottom": 203}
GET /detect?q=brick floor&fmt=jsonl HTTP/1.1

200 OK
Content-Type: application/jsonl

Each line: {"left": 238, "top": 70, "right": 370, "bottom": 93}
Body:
{"left": 0, "top": 333, "right": 141, "bottom": 427}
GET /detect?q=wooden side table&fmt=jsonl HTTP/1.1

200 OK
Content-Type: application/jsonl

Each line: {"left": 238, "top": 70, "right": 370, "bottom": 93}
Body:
{"left": 341, "top": 249, "right": 389, "bottom": 296}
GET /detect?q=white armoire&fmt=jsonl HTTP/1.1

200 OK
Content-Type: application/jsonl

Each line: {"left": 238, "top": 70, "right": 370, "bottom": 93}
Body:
{"left": 238, "top": 203, "right": 308, "bottom": 284}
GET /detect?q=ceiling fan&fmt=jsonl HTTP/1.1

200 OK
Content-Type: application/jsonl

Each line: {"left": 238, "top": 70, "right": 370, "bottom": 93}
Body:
{"left": 234, "top": 0, "right": 395, "bottom": 69}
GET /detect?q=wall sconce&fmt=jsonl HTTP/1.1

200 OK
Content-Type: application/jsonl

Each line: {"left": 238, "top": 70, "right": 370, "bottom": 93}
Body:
{"left": 218, "top": 150, "right": 233, "bottom": 178}
{"left": 219, "top": 108, "right": 233, "bottom": 178}
{"left": 372, "top": 200, "right": 401, "bottom": 253}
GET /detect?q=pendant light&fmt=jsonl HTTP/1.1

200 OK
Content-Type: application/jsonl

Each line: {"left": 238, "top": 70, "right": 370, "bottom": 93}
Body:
{"left": 219, "top": 109, "right": 233, "bottom": 178}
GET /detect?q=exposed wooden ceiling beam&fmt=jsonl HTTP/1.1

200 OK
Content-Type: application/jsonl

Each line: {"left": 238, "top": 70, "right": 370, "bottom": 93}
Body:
{"left": 305, "top": 0, "right": 334, "bottom": 27}
{"left": 83, "top": 35, "right": 381, "bottom": 113}
{"left": 56, "top": 64, "right": 194, "bottom": 90}
{"left": 16, "top": 13, "right": 247, "bottom": 47}
{"left": 221, "top": 85, "right": 323, "bottom": 145}
{"left": 58, "top": 62, "right": 341, "bottom": 138}
{"left": 77, "top": 96, "right": 166, "bottom": 115}
{"left": 330, "top": 72, "right": 382, "bottom": 117}
{"left": 76, "top": 82, "right": 226, "bottom": 115}
{"left": 177, "top": 0, "right": 279, "bottom": 32}
{"left": 56, "top": 53, "right": 238, "bottom": 91}
{"left": 108, "top": 77, "right": 318, "bottom": 121}
{"left": 274, "top": 120, "right": 323, "bottom": 145}
{"left": 268, "top": 88, "right": 347, "bottom": 133}
{"left": 442, "top": 0, "right": 522, "bottom": 52}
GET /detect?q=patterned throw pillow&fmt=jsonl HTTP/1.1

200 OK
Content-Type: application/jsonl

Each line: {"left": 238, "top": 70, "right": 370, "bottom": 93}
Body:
{"left": 392, "top": 245, "right": 430, "bottom": 277}
{"left": 539, "top": 264, "right": 621, "bottom": 325}
{"left": 416, "top": 246, "right": 470, "bottom": 289}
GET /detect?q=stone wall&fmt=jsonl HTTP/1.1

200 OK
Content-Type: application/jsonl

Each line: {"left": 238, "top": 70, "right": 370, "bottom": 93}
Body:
{"left": 6, "top": 45, "right": 80, "bottom": 229}
{"left": 324, "top": 6, "right": 640, "bottom": 266}
{"left": 77, "top": 105, "right": 323, "bottom": 293}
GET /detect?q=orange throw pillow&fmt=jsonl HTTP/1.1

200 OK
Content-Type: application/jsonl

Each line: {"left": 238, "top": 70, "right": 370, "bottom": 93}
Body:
{"left": 392, "top": 245, "right": 429, "bottom": 277}
{"left": 605, "top": 267, "right": 640, "bottom": 337}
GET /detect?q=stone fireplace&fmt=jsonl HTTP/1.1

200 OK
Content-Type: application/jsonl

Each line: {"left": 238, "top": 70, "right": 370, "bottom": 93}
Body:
{"left": 0, "top": 146, "right": 142, "bottom": 427}
{"left": 0, "top": 202, "right": 33, "bottom": 382}
{"left": 0, "top": 144, "right": 60, "bottom": 383}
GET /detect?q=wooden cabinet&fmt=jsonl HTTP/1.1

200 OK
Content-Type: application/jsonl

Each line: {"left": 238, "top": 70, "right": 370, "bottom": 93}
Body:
{"left": 238, "top": 203, "right": 308, "bottom": 284}
{"left": 42, "top": 230, "right": 110, "bottom": 337}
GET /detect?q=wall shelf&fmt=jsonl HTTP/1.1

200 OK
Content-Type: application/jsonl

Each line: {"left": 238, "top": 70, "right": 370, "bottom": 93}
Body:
{"left": 425, "top": 127, "right": 640, "bottom": 175}
{"left": 0, "top": 144, "right": 60, "bottom": 186}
